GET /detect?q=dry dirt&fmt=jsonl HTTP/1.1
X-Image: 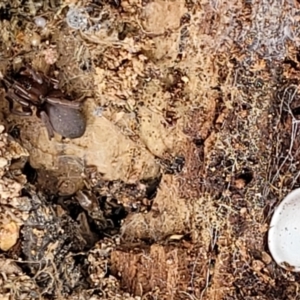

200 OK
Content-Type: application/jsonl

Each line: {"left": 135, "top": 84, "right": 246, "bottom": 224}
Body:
{"left": 1, "top": 0, "right": 300, "bottom": 299}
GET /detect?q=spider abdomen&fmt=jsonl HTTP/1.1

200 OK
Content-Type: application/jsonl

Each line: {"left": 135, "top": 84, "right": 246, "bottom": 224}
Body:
{"left": 46, "top": 103, "right": 86, "bottom": 139}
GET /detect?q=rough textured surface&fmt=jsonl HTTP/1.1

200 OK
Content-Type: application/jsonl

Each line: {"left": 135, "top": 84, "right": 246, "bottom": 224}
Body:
{"left": 1, "top": 0, "right": 300, "bottom": 299}
{"left": 17, "top": 98, "right": 160, "bottom": 185}
{"left": 121, "top": 174, "right": 189, "bottom": 241}
{"left": 0, "top": 126, "right": 29, "bottom": 252}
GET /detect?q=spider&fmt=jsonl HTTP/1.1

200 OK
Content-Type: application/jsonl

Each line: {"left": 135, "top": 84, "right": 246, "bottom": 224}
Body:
{"left": 2, "top": 66, "right": 86, "bottom": 140}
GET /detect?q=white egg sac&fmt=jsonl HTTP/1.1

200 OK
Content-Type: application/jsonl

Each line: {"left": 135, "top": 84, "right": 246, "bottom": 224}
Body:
{"left": 268, "top": 188, "right": 300, "bottom": 271}
{"left": 34, "top": 17, "right": 47, "bottom": 28}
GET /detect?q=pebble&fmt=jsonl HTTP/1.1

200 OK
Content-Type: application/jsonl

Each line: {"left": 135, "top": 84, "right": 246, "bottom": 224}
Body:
{"left": 34, "top": 16, "right": 47, "bottom": 28}
{"left": 30, "top": 32, "right": 41, "bottom": 47}
{"left": 0, "top": 157, "right": 8, "bottom": 169}
{"left": 0, "top": 221, "right": 19, "bottom": 251}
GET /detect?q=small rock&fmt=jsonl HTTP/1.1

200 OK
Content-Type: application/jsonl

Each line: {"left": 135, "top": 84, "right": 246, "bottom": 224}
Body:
{"left": 0, "top": 221, "right": 19, "bottom": 251}
{"left": 0, "top": 157, "right": 7, "bottom": 169}
{"left": 252, "top": 259, "right": 265, "bottom": 272}
{"left": 261, "top": 251, "right": 272, "bottom": 265}
{"left": 234, "top": 178, "right": 246, "bottom": 189}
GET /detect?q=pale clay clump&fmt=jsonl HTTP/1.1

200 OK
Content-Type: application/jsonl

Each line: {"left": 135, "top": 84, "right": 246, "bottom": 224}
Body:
{"left": 0, "top": 125, "right": 29, "bottom": 252}
{"left": 20, "top": 99, "right": 160, "bottom": 184}
{"left": 0, "top": 125, "right": 36, "bottom": 297}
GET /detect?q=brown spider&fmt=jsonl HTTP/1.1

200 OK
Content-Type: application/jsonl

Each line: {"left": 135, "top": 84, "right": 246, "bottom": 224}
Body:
{"left": 2, "top": 66, "right": 86, "bottom": 140}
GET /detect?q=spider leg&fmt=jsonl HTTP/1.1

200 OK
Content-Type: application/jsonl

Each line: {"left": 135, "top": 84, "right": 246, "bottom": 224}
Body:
{"left": 50, "top": 78, "right": 59, "bottom": 89}
{"left": 1, "top": 76, "right": 37, "bottom": 102}
{"left": 5, "top": 90, "right": 33, "bottom": 116}
{"left": 45, "top": 97, "right": 82, "bottom": 109}
{"left": 21, "top": 66, "right": 61, "bottom": 90}
{"left": 6, "top": 88, "right": 31, "bottom": 107}
{"left": 1, "top": 77, "right": 13, "bottom": 90}
{"left": 6, "top": 98, "right": 32, "bottom": 115}
{"left": 11, "top": 82, "right": 40, "bottom": 102}
{"left": 44, "top": 77, "right": 59, "bottom": 89}
{"left": 20, "top": 66, "right": 44, "bottom": 84}
{"left": 40, "top": 111, "right": 54, "bottom": 140}
{"left": 11, "top": 108, "right": 32, "bottom": 116}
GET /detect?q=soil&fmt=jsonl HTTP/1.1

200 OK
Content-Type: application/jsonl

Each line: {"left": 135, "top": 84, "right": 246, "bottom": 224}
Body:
{"left": 1, "top": 0, "right": 300, "bottom": 299}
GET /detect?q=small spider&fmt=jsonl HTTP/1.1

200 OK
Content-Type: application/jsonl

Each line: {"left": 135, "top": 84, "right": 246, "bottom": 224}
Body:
{"left": 1, "top": 66, "right": 86, "bottom": 140}
{"left": 160, "top": 155, "right": 185, "bottom": 174}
